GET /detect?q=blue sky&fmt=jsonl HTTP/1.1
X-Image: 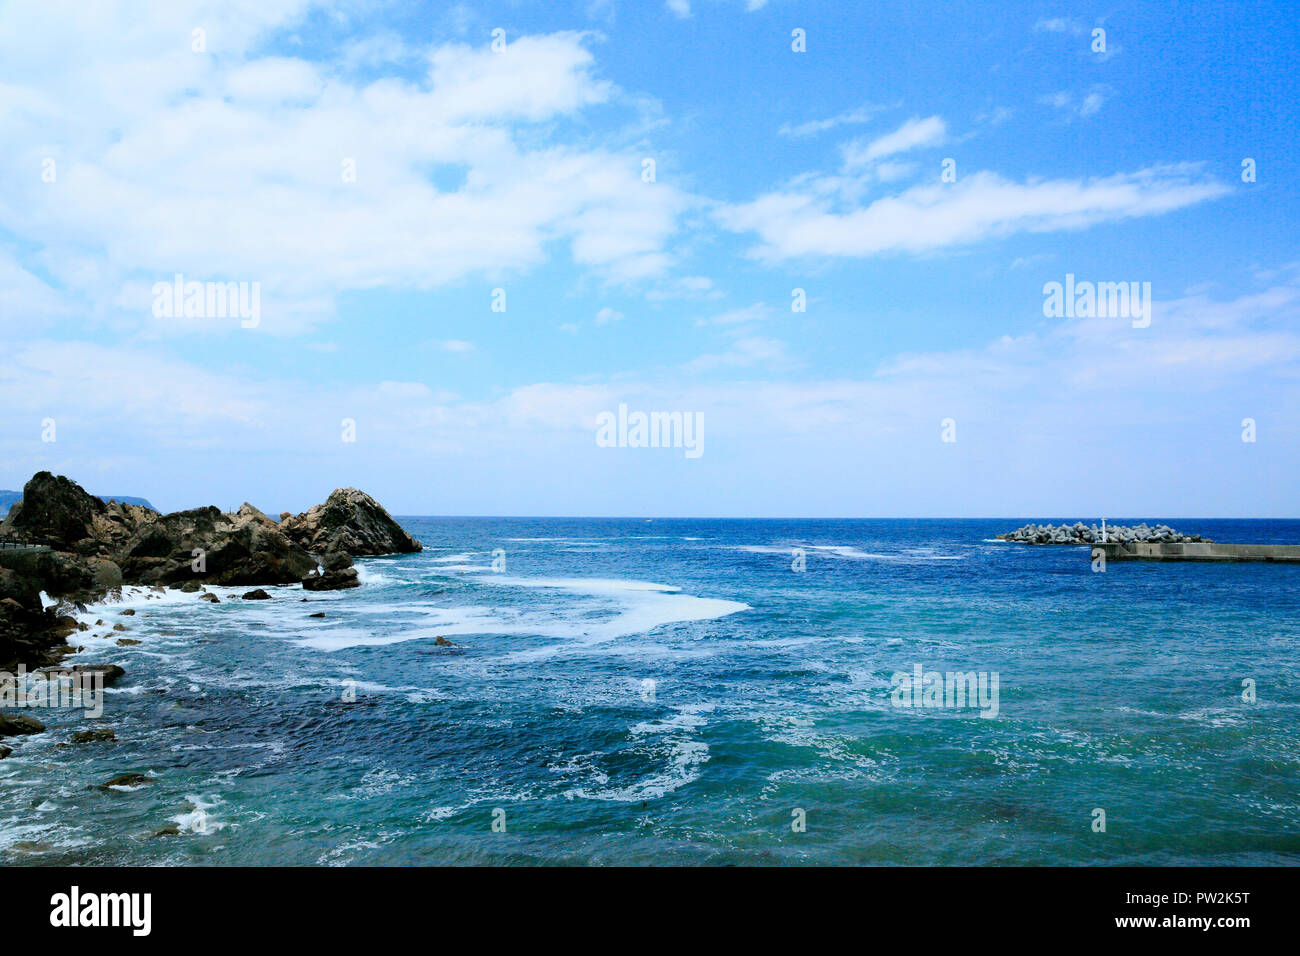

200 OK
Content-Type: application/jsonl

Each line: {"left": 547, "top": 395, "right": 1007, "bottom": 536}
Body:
{"left": 1, "top": 0, "right": 1298, "bottom": 516}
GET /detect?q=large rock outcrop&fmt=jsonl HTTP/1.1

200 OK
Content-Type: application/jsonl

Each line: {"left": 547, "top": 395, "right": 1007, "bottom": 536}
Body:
{"left": 117, "top": 503, "right": 316, "bottom": 586}
{"left": 281, "top": 488, "right": 421, "bottom": 556}
{"left": 7, "top": 472, "right": 106, "bottom": 548}
{"left": 0, "top": 473, "right": 419, "bottom": 669}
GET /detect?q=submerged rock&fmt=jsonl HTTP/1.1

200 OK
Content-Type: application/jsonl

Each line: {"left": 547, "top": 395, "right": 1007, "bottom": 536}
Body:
{"left": 95, "top": 773, "right": 153, "bottom": 790}
{"left": 0, "top": 714, "right": 46, "bottom": 736}
{"left": 71, "top": 728, "right": 116, "bottom": 744}
{"left": 200, "top": 593, "right": 219, "bottom": 603}
{"left": 241, "top": 588, "right": 272, "bottom": 600}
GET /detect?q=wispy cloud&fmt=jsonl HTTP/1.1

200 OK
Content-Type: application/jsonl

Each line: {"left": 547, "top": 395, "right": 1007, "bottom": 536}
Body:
{"left": 1040, "top": 85, "right": 1111, "bottom": 119}
{"left": 1033, "top": 17, "right": 1085, "bottom": 35}
{"left": 430, "top": 339, "right": 476, "bottom": 353}
{"left": 717, "top": 164, "right": 1229, "bottom": 261}
{"left": 779, "top": 103, "right": 889, "bottom": 138}
{"left": 842, "top": 116, "right": 946, "bottom": 166}
{"left": 695, "top": 303, "right": 772, "bottom": 327}
{"left": 684, "top": 335, "right": 791, "bottom": 371}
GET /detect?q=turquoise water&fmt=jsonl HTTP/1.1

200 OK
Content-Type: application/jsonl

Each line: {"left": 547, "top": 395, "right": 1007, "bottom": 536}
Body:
{"left": 2, "top": 518, "right": 1299, "bottom": 865}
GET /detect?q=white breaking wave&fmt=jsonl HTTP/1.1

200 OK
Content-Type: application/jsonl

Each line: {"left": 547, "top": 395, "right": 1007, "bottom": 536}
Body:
{"left": 725, "top": 543, "right": 963, "bottom": 562}
{"left": 480, "top": 576, "right": 681, "bottom": 594}
{"left": 293, "top": 576, "right": 749, "bottom": 652}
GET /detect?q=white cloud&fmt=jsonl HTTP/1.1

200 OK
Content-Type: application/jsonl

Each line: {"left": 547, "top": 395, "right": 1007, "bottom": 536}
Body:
{"left": 431, "top": 339, "right": 476, "bottom": 353}
{"left": 0, "top": 9, "right": 690, "bottom": 335}
{"left": 841, "top": 115, "right": 946, "bottom": 166}
{"left": 224, "top": 57, "right": 324, "bottom": 103}
{"left": 0, "top": 252, "right": 73, "bottom": 331}
{"left": 594, "top": 307, "right": 625, "bottom": 325}
{"left": 684, "top": 335, "right": 791, "bottom": 371}
{"left": 717, "top": 164, "right": 1230, "bottom": 261}
{"left": 4, "top": 277, "right": 1297, "bottom": 514}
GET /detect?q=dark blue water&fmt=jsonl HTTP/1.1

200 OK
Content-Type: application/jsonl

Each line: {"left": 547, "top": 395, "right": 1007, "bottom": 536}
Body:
{"left": 2, "top": 518, "right": 1298, "bottom": 864}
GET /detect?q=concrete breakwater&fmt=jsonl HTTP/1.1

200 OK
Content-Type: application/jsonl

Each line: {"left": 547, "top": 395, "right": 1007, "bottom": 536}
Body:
{"left": 1094, "top": 541, "right": 1300, "bottom": 563}
{"left": 997, "top": 522, "right": 1207, "bottom": 545}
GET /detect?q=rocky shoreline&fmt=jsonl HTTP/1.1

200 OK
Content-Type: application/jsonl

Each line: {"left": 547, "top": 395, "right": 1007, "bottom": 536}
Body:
{"left": 0, "top": 471, "right": 420, "bottom": 751}
{"left": 996, "top": 521, "right": 1209, "bottom": 546}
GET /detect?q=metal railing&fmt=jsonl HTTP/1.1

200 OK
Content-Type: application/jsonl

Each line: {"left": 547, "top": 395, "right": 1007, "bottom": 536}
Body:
{"left": 0, "top": 534, "right": 51, "bottom": 550}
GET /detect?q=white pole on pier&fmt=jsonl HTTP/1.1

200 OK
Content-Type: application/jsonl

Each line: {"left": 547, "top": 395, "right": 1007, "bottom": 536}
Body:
{"left": 1101, "top": 518, "right": 1107, "bottom": 543}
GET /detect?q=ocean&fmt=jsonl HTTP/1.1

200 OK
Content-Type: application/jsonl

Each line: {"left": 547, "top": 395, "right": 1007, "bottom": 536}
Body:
{"left": 3, "top": 517, "right": 1298, "bottom": 865}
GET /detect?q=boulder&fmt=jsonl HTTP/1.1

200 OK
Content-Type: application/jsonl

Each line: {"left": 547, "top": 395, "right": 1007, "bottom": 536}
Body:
{"left": 35, "top": 664, "right": 125, "bottom": 688}
{"left": 1, "top": 596, "right": 66, "bottom": 671}
{"left": 76, "top": 664, "right": 125, "bottom": 687}
{"left": 200, "top": 593, "right": 219, "bottom": 603}
{"left": 0, "top": 746, "right": 11, "bottom": 759}
{"left": 0, "top": 713, "right": 46, "bottom": 736}
{"left": 281, "top": 488, "right": 421, "bottom": 556}
{"left": 90, "top": 558, "right": 124, "bottom": 589}
{"left": 320, "top": 550, "right": 354, "bottom": 571}
{"left": 301, "top": 567, "right": 360, "bottom": 591}
{"left": 241, "top": 588, "right": 272, "bottom": 600}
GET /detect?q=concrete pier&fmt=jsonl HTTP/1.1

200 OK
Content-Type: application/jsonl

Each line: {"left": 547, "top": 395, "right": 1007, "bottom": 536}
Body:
{"left": 1094, "top": 541, "right": 1300, "bottom": 563}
